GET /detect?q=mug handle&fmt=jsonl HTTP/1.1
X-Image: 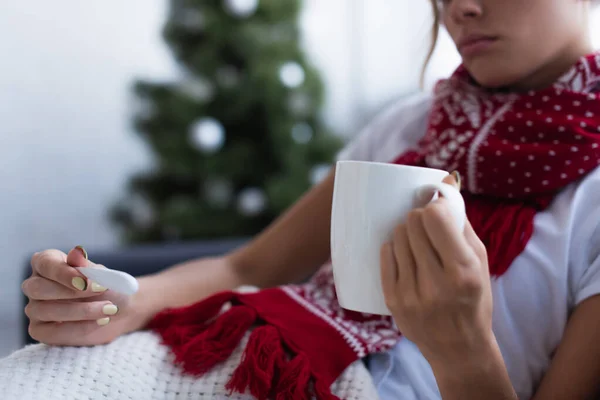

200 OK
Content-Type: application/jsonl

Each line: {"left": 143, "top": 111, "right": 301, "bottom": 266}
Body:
{"left": 416, "top": 182, "right": 466, "bottom": 233}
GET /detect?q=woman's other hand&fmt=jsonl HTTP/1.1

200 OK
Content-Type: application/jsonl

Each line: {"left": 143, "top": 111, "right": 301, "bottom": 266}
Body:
{"left": 22, "top": 247, "right": 143, "bottom": 346}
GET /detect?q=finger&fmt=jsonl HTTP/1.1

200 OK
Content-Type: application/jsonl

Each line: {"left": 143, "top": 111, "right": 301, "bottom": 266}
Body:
{"left": 66, "top": 245, "right": 89, "bottom": 267}
{"left": 380, "top": 242, "right": 399, "bottom": 306}
{"left": 421, "top": 198, "right": 478, "bottom": 270}
{"left": 25, "top": 300, "right": 118, "bottom": 323}
{"left": 85, "top": 289, "right": 131, "bottom": 313}
{"left": 406, "top": 209, "right": 444, "bottom": 287}
{"left": 463, "top": 219, "right": 489, "bottom": 270}
{"left": 442, "top": 171, "right": 461, "bottom": 190}
{"left": 392, "top": 222, "right": 418, "bottom": 294}
{"left": 415, "top": 172, "right": 461, "bottom": 207}
{"left": 32, "top": 249, "right": 88, "bottom": 291}
{"left": 28, "top": 320, "right": 115, "bottom": 347}
{"left": 22, "top": 276, "right": 101, "bottom": 300}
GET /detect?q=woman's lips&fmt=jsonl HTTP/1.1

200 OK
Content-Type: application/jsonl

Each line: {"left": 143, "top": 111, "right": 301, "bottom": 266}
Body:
{"left": 458, "top": 35, "right": 499, "bottom": 57}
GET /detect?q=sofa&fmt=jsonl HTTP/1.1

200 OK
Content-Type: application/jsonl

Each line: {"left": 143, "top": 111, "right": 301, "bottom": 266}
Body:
{"left": 21, "top": 238, "right": 248, "bottom": 345}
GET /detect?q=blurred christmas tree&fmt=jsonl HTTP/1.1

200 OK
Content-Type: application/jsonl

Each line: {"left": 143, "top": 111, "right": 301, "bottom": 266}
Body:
{"left": 111, "top": 0, "right": 343, "bottom": 243}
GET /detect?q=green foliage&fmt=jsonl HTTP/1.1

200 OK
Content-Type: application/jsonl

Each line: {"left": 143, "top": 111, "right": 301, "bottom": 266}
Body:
{"left": 111, "top": 0, "right": 343, "bottom": 243}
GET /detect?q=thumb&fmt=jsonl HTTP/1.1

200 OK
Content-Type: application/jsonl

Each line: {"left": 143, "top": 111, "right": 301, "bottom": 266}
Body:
{"left": 442, "top": 170, "right": 461, "bottom": 190}
{"left": 415, "top": 171, "right": 462, "bottom": 206}
{"left": 66, "top": 246, "right": 106, "bottom": 270}
{"left": 66, "top": 245, "right": 90, "bottom": 268}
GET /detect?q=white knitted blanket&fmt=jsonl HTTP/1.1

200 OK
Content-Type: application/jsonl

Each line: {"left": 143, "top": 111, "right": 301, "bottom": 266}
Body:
{"left": 0, "top": 331, "right": 380, "bottom": 400}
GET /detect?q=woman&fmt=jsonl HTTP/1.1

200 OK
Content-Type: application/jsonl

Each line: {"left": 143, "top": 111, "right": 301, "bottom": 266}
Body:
{"left": 7, "top": 0, "right": 600, "bottom": 399}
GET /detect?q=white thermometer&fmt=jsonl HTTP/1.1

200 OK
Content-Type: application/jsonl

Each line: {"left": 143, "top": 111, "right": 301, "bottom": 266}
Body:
{"left": 77, "top": 267, "right": 139, "bottom": 296}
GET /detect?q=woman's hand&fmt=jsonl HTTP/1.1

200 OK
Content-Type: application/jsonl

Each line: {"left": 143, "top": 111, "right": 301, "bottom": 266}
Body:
{"left": 380, "top": 175, "right": 517, "bottom": 399}
{"left": 22, "top": 247, "right": 147, "bottom": 346}
{"left": 379, "top": 174, "right": 494, "bottom": 366}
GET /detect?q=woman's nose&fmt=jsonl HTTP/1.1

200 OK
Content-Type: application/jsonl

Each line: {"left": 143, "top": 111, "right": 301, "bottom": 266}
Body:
{"left": 448, "top": 0, "right": 484, "bottom": 22}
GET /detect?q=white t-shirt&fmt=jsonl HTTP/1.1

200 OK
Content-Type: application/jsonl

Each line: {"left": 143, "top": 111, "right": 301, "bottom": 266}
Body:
{"left": 337, "top": 93, "right": 600, "bottom": 400}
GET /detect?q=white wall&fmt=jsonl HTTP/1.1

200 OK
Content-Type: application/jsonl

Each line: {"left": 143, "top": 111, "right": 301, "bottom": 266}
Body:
{"left": 0, "top": 1, "right": 173, "bottom": 257}
{"left": 0, "top": 1, "right": 175, "bottom": 354}
{"left": 300, "top": 0, "right": 460, "bottom": 134}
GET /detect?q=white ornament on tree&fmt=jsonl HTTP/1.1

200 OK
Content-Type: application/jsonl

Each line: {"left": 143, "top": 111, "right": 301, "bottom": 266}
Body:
{"left": 291, "top": 123, "right": 313, "bottom": 144}
{"left": 204, "top": 178, "right": 233, "bottom": 208}
{"left": 237, "top": 187, "right": 267, "bottom": 216}
{"left": 279, "top": 62, "right": 305, "bottom": 88}
{"left": 310, "top": 164, "right": 331, "bottom": 185}
{"left": 223, "top": 0, "right": 259, "bottom": 18}
{"left": 190, "top": 118, "right": 225, "bottom": 153}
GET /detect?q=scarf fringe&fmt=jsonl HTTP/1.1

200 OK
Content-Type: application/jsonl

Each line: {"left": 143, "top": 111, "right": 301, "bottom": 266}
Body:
{"left": 153, "top": 296, "right": 341, "bottom": 400}
{"left": 226, "top": 325, "right": 283, "bottom": 399}
{"left": 226, "top": 325, "right": 340, "bottom": 400}
{"left": 273, "top": 353, "right": 312, "bottom": 400}
{"left": 150, "top": 292, "right": 257, "bottom": 376}
{"left": 184, "top": 306, "right": 257, "bottom": 375}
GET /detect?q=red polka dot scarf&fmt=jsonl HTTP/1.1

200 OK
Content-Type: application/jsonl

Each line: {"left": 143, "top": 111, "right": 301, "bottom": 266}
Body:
{"left": 396, "top": 51, "right": 600, "bottom": 276}
{"left": 149, "top": 52, "right": 600, "bottom": 400}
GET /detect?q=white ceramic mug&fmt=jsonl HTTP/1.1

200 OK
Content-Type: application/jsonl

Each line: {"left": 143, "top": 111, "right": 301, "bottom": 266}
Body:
{"left": 330, "top": 160, "right": 466, "bottom": 316}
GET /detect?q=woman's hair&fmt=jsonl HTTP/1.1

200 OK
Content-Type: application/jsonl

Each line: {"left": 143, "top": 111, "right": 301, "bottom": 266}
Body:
{"left": 420, "top": 0, "right": 440, "bottom": 86}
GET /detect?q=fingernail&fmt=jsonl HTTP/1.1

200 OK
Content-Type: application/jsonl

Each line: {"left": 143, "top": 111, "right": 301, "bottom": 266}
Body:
{"left": 74, "top": 245, "right": 88, "bottom": 260}
{"left": 451, "top": 171, "right": 462, "bottom": 190}
{"left": 91, "top": 282, "right": 108, "bottom": 292}
{"left": 72, "top": 277, "right": 87, "bottom": 291}
{"left": 96, "top": 317, "right": 110, "bottom": 326}
{"left": 102, "top": 304, "right": 118, "bottom": 316}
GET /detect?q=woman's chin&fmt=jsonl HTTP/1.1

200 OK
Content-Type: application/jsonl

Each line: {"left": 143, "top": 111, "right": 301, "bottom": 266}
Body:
{"left": 465, "top": 61, "right": 525, "bottom": 91}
